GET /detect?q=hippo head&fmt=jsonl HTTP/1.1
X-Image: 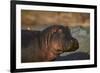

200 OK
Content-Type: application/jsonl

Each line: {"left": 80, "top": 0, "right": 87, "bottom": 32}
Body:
{"left": 40, "top": 25, "right": 79, "bottom": 61}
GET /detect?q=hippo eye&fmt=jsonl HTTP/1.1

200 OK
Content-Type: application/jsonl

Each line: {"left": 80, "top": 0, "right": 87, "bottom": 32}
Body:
{"left": 58, "top": 29, "right": 62, "bottom": 33}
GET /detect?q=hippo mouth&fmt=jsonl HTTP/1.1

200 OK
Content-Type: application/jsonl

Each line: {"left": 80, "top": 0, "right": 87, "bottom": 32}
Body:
{"left": 53, "top": 50, "right": 63, "bottom": 57}
{"left": 47, "top": 48, "right": 64, "bottom": 61}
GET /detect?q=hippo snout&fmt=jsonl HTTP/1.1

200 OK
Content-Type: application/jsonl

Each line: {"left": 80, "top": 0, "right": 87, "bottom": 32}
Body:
{"left": 64, "top": 38, "right": 79, "bottom": 52}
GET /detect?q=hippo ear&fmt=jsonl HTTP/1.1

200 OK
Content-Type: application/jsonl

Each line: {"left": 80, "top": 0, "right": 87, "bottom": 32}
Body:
{"left": 51, "top": 29, "right": 57, "bottom": 33}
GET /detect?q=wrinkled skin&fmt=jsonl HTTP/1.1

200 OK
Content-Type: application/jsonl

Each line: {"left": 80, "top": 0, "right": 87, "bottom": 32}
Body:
{"left": 21, "top": 25, "right": 79, "bottom": 62}
{"left": 40, "top": 25, "right": 79, "bottom": 61}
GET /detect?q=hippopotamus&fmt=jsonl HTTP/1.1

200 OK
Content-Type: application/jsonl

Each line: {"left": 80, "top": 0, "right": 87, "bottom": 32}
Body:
{"left": 21, "top": 25, "right": 79, "bottom": 63}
